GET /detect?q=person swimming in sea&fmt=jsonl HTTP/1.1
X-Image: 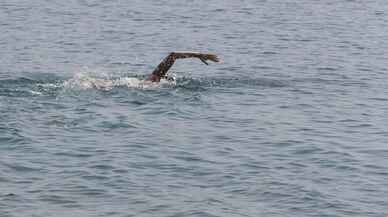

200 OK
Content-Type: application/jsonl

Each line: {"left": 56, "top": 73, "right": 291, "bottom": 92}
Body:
{"left": 67, "top": 52, "right": 219, "bottom": 89}
{"left": 146, "top": 51, "right": 220, "bottom": 82}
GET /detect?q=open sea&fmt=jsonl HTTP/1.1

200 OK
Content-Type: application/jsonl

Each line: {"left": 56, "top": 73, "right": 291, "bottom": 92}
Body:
{"left": 1, "top": 0, "right": 388, "bottom": 216}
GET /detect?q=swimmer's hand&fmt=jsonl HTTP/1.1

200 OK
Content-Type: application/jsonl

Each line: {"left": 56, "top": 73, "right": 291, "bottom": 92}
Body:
{"left": 198, "top": 53, "right": 220, "bottom": 65}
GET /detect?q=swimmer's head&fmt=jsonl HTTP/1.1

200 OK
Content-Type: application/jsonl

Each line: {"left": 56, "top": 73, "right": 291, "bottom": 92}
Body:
{"left": 164, "top": 76, "right": 176, "bottom": 82}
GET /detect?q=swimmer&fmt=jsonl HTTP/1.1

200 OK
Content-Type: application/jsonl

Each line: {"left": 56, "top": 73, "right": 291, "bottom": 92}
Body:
{"left": 146, "top": 52, "right": 219, "bottom": 82}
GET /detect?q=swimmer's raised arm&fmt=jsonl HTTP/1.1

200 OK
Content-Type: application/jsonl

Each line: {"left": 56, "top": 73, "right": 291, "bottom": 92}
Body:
{"left": 147, "top": 52, "right": 219, "bottom": 82}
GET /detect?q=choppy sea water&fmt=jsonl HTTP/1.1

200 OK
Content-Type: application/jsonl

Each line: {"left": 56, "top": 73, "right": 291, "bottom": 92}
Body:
{"left": 1, "top": 1, "right": 388, "bottom": 216}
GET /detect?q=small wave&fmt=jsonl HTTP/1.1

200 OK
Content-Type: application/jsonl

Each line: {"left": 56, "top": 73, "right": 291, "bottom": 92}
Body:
{"left": 176, "top": 76, "right": 287, "bottom": 90}
{"left": 0, "top": 71, "right": 286, "bottom": 97}
{"left": 0, "top": 77, "right": 36, "bottom": 86}
{"left": 0, "top": 76, "right": 63, "bottom": 97}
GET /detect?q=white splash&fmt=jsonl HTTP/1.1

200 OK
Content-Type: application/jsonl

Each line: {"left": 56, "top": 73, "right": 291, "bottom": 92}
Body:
{"left": 62, "top": 70, "right": 176, "bottom": 90}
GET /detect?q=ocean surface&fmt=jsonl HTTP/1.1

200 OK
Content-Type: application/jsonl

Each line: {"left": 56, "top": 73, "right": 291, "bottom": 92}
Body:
{"left": 1, "top": 1, "right": 388, "bottom": 216}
